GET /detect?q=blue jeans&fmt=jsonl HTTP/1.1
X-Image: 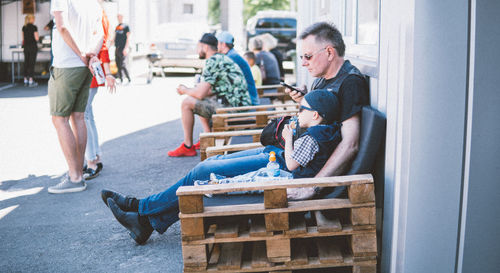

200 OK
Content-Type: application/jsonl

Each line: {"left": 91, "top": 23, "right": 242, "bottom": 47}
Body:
{"left": 84, "top": 87, "right": 101, "bottom": 161}
{"left": 139, "top": 146, "right": 283, "bottom": 233}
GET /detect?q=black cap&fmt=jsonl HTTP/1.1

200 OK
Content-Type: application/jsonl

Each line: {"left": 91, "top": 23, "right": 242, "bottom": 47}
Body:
{"left": 199, "top": 33, "right": 218, "bottom": 46}
{"left": 304, "top": 89, "right": 340, "bottom": 124}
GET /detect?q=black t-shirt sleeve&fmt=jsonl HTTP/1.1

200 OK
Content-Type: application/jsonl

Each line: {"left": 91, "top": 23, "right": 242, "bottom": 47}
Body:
{"left": 338, "top": 75, "right": 369, "bottom": 121}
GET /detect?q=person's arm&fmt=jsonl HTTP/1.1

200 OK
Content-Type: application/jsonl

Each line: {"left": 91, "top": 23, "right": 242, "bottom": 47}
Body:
{"left": 287, "top": 114, "right": 361, "bottom": 200}
{"left": 177, "top": 82, "right": 212, "bottom": 100}
{"left": 53, "top": 11, "right": 87, "bottom": 66}
{"left": 123, "top": 28, "right": 131, "bottom": 56}
{"left": 34, "top": 30, "right": 39, "bottom": 42}
{"left": 316, "top": 112, "right": 361, "bottom": 177}
{"left": 283, "top": 124, "right": 300, "bottom": 170}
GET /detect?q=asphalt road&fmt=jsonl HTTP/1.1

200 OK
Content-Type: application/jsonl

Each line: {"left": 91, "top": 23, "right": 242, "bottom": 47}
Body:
{"left": 0, "top": 72, "right": 204, "bottom": 272}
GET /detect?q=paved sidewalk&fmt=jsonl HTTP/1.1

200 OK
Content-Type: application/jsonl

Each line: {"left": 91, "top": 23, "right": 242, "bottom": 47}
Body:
{"left": 0, "top": 75, "right": 203, "bottom": 272}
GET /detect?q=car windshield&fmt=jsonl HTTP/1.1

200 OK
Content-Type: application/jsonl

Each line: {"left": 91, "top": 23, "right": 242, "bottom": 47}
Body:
{"left": 151, "top": 22, "right": 209, "bottom": 42}
{"left": 256, "top": 18, "right": 296, "bottom": 29}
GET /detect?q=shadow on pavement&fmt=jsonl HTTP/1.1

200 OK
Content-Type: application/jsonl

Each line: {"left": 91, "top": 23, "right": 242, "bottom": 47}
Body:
{"left": 0, "top": 81, "right": 48, "bottom": 99}
{"left": 0, "top": 118, "right": 202, "bottom": 272}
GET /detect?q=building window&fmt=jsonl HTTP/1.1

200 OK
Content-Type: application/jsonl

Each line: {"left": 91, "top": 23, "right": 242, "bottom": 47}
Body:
{"left": 183, "top": 4, "right": 193, "bottom": 14}
{"left": 342, "top": 0, "right": 379, "bottom": 61}
{"left": 357, "top": 0, "right": 379, "bottom": 45}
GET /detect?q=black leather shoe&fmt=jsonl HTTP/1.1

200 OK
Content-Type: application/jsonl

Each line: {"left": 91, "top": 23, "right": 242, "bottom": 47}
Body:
{"left": 101, "top": 189, "right": 137, "bottom": 212}
{"left": 107, "top": 198, "right": 153, "bottom": 245}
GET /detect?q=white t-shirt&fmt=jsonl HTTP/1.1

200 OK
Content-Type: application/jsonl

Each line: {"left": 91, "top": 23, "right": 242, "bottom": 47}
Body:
{"left": 51, "top": 0, "right": 103, "bottom": 68}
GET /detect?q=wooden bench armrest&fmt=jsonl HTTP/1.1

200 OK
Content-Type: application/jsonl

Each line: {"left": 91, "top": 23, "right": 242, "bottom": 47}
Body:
{"left": 206, "top": 142, "right": 263, "bottom": 158}
{"left": 213, "top": 109, "right": 298, "bottom": 119}
{"left": 199, "top": 129, "right": 263, "bottom": 139}
{"left": 216, "top": 103, "right": 298, "bottom": 114}
{"left": 256, "top": 84, "right": 283, "bottom": 90}
{"left": 176, "top": 174, "right": 373, "bottom": 196}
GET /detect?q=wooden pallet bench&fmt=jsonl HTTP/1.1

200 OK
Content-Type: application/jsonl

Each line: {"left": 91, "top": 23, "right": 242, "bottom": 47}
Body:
{"left": 212, "top": 108, "right": 298, "bottom": 132}
{"left": 176, "top": 174, "right": 377, "bottom": 273}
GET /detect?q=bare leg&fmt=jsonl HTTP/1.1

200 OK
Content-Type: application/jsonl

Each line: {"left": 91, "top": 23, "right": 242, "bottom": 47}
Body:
{"left": 180, "top": 96, "right": 197, "bottom": 147}
{"left": 199, "top": 116, "right": 211, "bottom": 133}
{"left": 52, "top": 114, "right": 86, "bottom": 182}
{"left": 70, "top": 112, "right": 87, "bottom": 174}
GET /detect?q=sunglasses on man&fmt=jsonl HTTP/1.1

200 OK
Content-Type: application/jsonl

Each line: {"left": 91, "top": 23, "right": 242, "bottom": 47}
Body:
{"left": 299, "top": 47, "right": 328, "bottom": 61}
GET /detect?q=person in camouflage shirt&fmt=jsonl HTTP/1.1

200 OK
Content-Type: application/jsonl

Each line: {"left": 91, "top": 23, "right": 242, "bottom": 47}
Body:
{"left": 202, "top": 53, "right": 251, "bottom": 107}
{"left": 168, "top": 33, "right": 251, "bottom": 157}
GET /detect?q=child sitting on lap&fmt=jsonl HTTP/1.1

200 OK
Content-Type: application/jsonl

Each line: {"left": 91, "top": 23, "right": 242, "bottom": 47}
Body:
{"left": 196, "top": 90, "right": 342, "bottom": 199}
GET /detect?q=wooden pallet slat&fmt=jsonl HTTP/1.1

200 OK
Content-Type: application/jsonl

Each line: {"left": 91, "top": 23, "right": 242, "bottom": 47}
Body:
{"left": 286, "top": 240, "right": 308, "bottom": 266}
{"left": 348, "top": 183, "right": 376, "bottom": 204}
{"left": 249, "top": 216, "right": 270, "bottom": 237}
{"left": 314, "top": 210, "right": 342, "bottom": 233}
{"left": 350, "top": 233, "right": 378, "bottom": 258}
{"left": 350, "top": 207, "right": 376, "bottom": 228}
{"left": 286, "top": 214, "right": 307, "bottom": 235}
{"left": 315, "top": 238, "right": 343, "bottom": 264}
{"left": 178, "top": 174, "right": 377, "bottom": 273}
{"left": 214, "top": 222, "right": 240, "bottom": 239}
{"left": 266, "top": 238, "right": 291, "bottom": 263}
{"left": 250, "top": 241, "right": 271, "bottom": 268}
{"left": 179, "top": 195, "right": 204, "bottom": 214}
{"left": 183, "top": 244, "right": 207, "bottom": 270}
{"left": 217, "top": 242, "right": 244, "bottom": 270}
{"left": 181, "top": 217, "right": 205, "bottom": 241}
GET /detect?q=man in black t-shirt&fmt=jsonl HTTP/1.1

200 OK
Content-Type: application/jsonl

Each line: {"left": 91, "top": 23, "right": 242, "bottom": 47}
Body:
{"left": 113, "top": 14, "right": 131, "bottom": 84}
{"left": 285, "top": 22, "right": 369, "bottom": 200}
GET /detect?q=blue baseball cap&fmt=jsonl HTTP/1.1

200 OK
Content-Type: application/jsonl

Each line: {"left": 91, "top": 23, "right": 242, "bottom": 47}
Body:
{"left": 304, "top": 89, "right": 340, "bottom": 124}
{"left": 216, "top": 31, "right": 234, "bottom": 45}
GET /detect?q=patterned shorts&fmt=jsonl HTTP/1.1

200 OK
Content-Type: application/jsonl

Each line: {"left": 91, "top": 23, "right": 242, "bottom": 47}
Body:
{"left": 193, "top": 96, "right": 223, "bottom": 118}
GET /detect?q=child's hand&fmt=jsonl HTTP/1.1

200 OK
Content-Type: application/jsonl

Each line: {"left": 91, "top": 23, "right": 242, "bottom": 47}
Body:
{"left": 282, "top": 124, "right": 293, "bottom": 142}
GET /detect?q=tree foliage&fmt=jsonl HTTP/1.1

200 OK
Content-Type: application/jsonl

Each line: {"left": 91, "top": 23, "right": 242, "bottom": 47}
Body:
{"left": 208, "top": 0, "right": 220, "bottom": 25}
{"left": 208, "top": 0, "right": 291, "bottom": 26}
{"left": 243, "top": 0, "right": 290, "bottom": 23}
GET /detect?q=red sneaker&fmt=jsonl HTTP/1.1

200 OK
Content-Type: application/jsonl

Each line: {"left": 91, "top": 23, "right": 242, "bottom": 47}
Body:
{"left": 193, "top": 141, "right": 201, "bottom": 150}
{"left": 167, "top": 142, "right": 197, "bottom": 157}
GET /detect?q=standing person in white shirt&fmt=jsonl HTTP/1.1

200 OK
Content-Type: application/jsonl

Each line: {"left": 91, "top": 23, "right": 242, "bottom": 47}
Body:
{"left": 48, "top": 0, "right": 104, "bottom": 194}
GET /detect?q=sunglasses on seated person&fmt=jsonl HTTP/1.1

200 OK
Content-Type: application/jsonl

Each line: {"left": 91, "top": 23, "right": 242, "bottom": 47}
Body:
{"left": 299, "top": 105, "right": 315, "bottom": 113}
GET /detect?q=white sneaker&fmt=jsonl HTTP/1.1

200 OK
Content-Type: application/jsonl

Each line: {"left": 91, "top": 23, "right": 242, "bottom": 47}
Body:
{"left": 48, "top": 174, "right": 87, "bottom": 194}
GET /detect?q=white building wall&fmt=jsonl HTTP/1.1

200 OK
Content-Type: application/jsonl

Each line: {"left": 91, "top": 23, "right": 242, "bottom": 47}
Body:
{"left": 296, "top": 1, "right": 500, "bottom": 273}
{"left": 117, "top": 0, "right": 208, "bottom": 52}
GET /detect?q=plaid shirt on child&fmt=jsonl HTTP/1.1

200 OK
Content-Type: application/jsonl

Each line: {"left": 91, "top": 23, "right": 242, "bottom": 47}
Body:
{"left": 290, "top": 135, "right": 319, "bottom": 167}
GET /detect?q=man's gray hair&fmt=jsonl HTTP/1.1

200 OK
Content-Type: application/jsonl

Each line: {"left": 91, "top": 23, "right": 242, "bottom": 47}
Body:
{"left": 299, "top": 22, "right": 346, "bottom": 57}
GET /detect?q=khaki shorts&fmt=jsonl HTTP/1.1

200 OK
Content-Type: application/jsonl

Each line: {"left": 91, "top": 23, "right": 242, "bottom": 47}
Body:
{"left": 193, "top": 96, "right": 224, "bottom": 118}
{"left": 48, "top": 66, "right": 93, "bottom": 116}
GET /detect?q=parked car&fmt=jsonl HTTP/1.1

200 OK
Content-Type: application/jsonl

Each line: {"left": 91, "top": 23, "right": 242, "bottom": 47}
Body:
{"left": 147, "top": 22, "right": 207, "bottom": 81}
{"left": 246, "top": 10, "right": 297, "bottom": 60}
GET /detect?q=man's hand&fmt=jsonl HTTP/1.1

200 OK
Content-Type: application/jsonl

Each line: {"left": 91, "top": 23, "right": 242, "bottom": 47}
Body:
{"left": 87, "top": 55, "right": 99, "bottom": 75}
{"left": 177, "top": 84, "right": 188, "bottom": 95}
{"left": 284, "top": 84, "right": 307, "bottom": 102}
{"left": 79, "top": 54, "right": 89, "bottom": 67}
{"left": 122, "top": 48, "right": 128, "bottom": 56}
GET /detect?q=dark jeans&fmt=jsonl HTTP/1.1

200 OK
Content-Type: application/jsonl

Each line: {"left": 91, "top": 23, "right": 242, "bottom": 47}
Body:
{"left": 115, "top": 49, "right": 130, "bottom": 81}
{"left": 24, "top": 48, "right": 37, "bottom": 78}
{"left": 138, "top": 146, "right": 284, "bottom": 233}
